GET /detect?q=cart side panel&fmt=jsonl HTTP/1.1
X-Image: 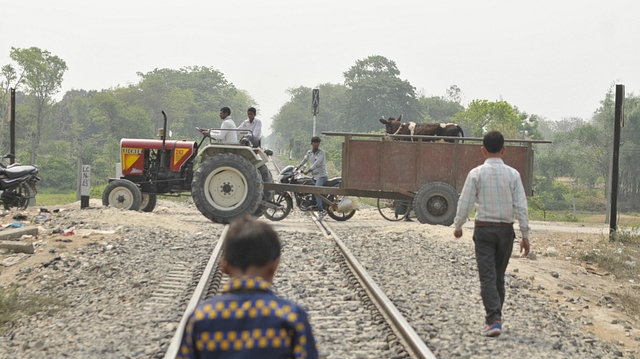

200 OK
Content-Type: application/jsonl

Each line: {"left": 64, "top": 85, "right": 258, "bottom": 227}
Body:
{"left": 455, "top": 144, "right": 530, "bottom": 192}
{"left": 417, "top": 142, "right": 456, "bottom": 191}
{"left": 343, "top": 140, "right": 382, "bottom": 190}
{"left": 380, "top": 141, "right": 418, "bottom": 191}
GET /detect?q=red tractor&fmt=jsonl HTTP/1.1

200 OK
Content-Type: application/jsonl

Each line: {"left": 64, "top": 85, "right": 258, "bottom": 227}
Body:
{"left": 102, "top": 112, "right": 273, "bottom": 224}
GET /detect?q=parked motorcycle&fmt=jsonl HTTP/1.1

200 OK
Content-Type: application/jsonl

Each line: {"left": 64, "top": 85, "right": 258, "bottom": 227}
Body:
{"left": 263, "top": 165, "right": 356, "bottom": 221}
{"left": 0, "top": 154, "right": 40, "bottom": 210}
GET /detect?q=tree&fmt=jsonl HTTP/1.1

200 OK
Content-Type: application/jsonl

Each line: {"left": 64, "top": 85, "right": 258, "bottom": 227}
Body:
{"left": 513, "top": 107, "right": 544, "bottom": 140}
{"left": 451, "top": 99, "right": 522, "bottom": 138}
{"left": 128, "top": 66, "right": 254, "bottom": 138}
{"left": 341, "top": 55, "right": 421, "bottom": 132}
{"left": 271, "top": 83, "right": 348, "bottom": 150}
{"left": 445, "top": 85, "right": 463, "bottom": 104}
{"left": 418, "top": 95, "right": 464, "bottom": 123}
{"left": 10, "top": 47, "right": 67, "bottom": 164}
{"left": 0, "top": 65, "right": 18, "bottom": 152}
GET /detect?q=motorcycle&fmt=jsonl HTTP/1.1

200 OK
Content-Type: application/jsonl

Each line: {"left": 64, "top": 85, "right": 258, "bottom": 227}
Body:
{"left": 263, "top": 165, "right": 356, "bottom": 221}
{"left": 0, "top": 154, "right": 40, "bottom": 210}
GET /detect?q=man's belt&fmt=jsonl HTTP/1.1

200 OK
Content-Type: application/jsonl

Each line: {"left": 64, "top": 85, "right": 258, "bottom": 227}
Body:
{"left": 474, "top": 220, "right": 514, "bottom": 227}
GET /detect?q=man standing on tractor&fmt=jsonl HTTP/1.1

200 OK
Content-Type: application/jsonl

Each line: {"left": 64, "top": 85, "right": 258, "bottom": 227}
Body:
{"left": 237, "top": 107, "right": 262, "bottom": 147}
{"left": 200, "top": 107, "right": 237, "bottom": 144}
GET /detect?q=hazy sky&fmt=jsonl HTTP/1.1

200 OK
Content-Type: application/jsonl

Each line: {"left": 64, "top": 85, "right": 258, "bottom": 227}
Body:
{"left": 2, "top": 0, "right": 639, "bottom": 135}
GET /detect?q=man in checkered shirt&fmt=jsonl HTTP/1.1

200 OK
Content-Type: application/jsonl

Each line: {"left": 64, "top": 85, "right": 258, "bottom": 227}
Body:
{"left": 453, "top": 130, "right": 531, "bottom": 338}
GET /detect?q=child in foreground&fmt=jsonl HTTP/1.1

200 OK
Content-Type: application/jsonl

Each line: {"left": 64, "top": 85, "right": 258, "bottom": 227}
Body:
{"left": 178, "top": 216, "right": 319, "bottom": 359}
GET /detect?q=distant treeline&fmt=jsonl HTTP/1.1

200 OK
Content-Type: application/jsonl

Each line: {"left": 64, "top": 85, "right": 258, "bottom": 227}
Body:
{"left": 1, "top": 49, "right": 639, "bottom": 214}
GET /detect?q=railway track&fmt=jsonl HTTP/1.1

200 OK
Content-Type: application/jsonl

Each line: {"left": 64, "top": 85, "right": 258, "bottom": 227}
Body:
{"left": 162, "top": 214, "right": 436, "bottom": 359}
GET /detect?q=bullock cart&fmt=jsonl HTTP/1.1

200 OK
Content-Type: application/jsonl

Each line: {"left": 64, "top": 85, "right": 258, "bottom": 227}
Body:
{"left": 263, "top": 132, "right": 550, "bottom": 225}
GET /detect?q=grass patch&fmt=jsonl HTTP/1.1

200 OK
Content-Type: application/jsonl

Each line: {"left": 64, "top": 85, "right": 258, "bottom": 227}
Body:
{"left": 581, "top": 228, "right": 640, "bottom": 281}
{"left": 0, "top": 285, "right": 66, "bottom": 334}
{"left": 580, "top": 228, "right": 640, "bottom": 318}
{"left": 359, "top": 198, "right": 377, "bottom": 207}
{"left": 611, "top": 286, "right": 640, "bottom": 319}
{"left": 33, "top": 191, "right": 77, "bottom": 207}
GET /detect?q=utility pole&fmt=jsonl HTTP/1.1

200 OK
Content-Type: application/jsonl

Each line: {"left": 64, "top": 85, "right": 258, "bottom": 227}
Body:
{"left": 610, "top": 84, "right": 624, "bottom": 239}
{"left": 76, "top": 139, "right": 83, "bottom": 200}
{"left": 312, "top": 89, "right": 319, "bottom": 136}
{"left": 9, "top": 88, "right": 15, "bottom": 164}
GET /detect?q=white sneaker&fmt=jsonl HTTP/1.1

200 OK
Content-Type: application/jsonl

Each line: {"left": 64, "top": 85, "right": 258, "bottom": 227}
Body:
{"left": 318, "top": 211, "right": 326, "bottom": 221}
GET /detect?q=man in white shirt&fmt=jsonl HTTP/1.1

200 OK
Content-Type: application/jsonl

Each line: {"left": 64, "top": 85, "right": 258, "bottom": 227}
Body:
{"left": 453, "top": 130, "right": 530, "bottom": 338}
{"left": 237, "top": 107, "right": 262, "bottom": 147}
{"left": 200, "top": 107, "right": 237, "bottom": 144}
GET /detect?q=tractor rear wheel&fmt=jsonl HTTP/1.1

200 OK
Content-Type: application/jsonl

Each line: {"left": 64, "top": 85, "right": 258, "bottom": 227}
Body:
{"left": 102, "top": 179, "right": 142, "bottom": 211}
{"left": 252, "top": 165, "right": 274, "bottom": 218}
{"left": 140, "top": 193, "right": 157, "bottom": 212}
{"left": 192, "top": 153, "right": 263, "bottom": 224}
{"left": 413, "top": 182, "right": 458, "bottom": 225}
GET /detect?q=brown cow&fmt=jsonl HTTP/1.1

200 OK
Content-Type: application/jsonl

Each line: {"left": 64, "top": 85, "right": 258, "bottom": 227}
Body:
{"left": 379, "top": 116, "right": 464, "bottom": 143}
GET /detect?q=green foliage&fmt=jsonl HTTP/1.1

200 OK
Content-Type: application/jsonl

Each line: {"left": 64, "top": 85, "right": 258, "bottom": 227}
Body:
{"left": 418, "top": 95, "right": 464, "bottom": 123}
{"left": 452, "top": 99, "right": 523, "bottom": 138}
{"left": 271, "top": 83, "right": 348, "bottom": 154}
{"left": 34, "top": 190, "right": 77, "bottom": 207}
{"left": 341, "top": 55, "right": 421, "bottom": 132}
{"left": 10, "top": 47, "right": 67, "bottom": 164}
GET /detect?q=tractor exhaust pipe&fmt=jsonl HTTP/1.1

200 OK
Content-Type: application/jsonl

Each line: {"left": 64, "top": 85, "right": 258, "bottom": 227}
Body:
{"left": 160, "top": 111, "right": 168, "bottom": 166}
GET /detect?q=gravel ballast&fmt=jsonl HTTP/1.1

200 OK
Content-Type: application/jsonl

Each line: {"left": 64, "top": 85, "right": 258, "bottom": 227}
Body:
{"left": 0, "top": 200, "right": 634, "bottom": 358}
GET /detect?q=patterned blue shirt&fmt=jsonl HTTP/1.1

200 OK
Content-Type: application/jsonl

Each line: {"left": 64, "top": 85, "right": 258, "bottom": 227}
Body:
{"left": 178, "top": 276, "right": 319, "bottom": 359}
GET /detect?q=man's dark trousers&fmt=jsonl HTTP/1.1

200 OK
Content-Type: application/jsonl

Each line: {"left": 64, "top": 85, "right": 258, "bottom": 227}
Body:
{"left": 473, "top": 225, "right": 515, "bottom": 325}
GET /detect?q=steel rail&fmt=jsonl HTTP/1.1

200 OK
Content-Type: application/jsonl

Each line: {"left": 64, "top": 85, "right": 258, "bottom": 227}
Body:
{"left": 313, "top": 215, "right": 437, "bottom": 359}
{"left": 163, "top": 225, "right": 229, "bottom": 359}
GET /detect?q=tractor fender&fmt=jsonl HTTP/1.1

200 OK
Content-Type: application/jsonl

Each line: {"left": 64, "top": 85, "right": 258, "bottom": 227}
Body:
{"left": 199, "top": 145, "right": 268, "bottom": 168}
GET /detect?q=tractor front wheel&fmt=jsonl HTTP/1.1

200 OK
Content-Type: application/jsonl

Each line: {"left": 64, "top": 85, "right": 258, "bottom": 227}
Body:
{"left": 102, "top": 179, "right": 142, "bottom": 211}
{"left": 192, "top": 153, "right": 263, "bottom": 224}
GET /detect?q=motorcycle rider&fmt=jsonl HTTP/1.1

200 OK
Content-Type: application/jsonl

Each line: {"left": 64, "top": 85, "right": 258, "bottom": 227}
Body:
{"left": 296, "top": 136, "right": 328, "bottom": 220}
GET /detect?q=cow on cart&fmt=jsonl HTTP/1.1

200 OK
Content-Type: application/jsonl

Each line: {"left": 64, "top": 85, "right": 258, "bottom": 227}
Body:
{"left": 379, "top": 116, "right": 464, "bottom": 142}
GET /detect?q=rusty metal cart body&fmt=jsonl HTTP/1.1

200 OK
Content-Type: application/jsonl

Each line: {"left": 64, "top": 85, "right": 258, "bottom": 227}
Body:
{"left": 265, "top": 132, "right": 549, "bottom": 225}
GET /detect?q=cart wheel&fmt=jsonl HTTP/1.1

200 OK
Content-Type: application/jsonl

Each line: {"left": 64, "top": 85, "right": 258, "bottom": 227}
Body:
{"left": 377, "top": 198, "right": 410, "bottom": 221}
{"left": 413, "top": 182, "right": 458, "bottom": 225}
{"left": 326, "top": 184, "right": 356, "bottom": 221}
{"left": 140, "top": 193, "right": 157, "bottom": 212}
{"left": 102, "top": 179, "right": 142, "bottom": 211}
{"left": 264, "top": 192, "right": 293, "bottom": 221}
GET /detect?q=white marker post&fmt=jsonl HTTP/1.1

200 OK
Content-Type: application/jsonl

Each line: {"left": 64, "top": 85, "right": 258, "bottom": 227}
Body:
{"left": 81, "top": 165, "right": 90, "bottom": 209}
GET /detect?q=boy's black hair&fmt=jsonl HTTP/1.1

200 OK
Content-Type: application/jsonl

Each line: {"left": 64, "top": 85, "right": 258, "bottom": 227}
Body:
{"left": 483, "top": 130, "right": 504, "bottom": 154}
{"left": 247, "top": 107, "right": 256, "bottom": 114}
{"left": 223, "top": 215, "right": 281, "bottom": 271}
{"left": 220, "top": 107, "right": 231, "bottom": 116}
{"left": 311, "top": 136, "right": 321, "bottom": 143}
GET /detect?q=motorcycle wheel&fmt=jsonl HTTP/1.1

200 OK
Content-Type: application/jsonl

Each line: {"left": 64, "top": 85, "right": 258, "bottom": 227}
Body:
{"left": 326, "top": 184, "right": 356, "bottom": 221}
{"left": 16, "top": 182, "right": 36, "bottom": 210}
{"left": 264, "top": 192, "right": 293, "bottom": 221}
